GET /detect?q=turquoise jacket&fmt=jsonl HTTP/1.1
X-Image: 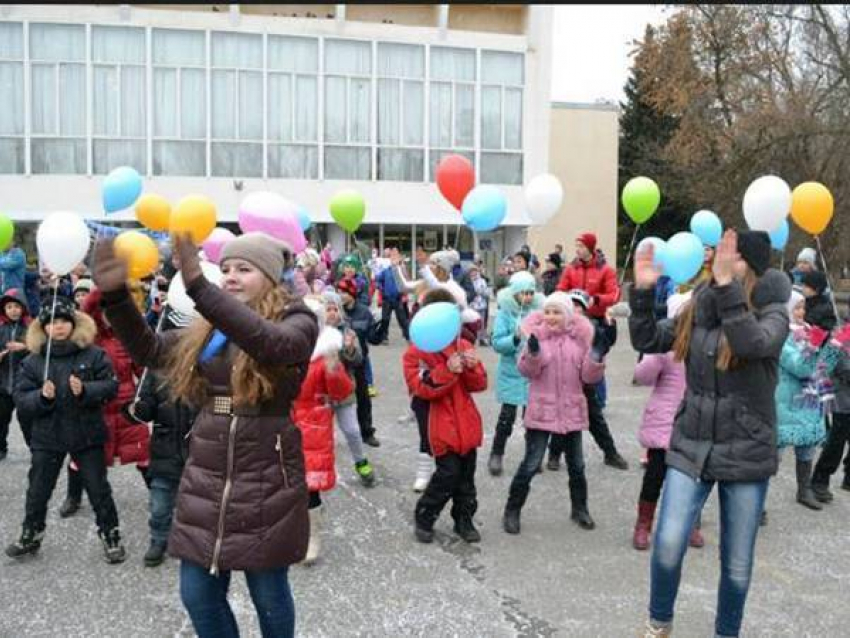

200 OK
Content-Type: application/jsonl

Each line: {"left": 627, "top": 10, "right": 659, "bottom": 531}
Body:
{"left": 491, "top": 287, "right": 544, "bottom": 406}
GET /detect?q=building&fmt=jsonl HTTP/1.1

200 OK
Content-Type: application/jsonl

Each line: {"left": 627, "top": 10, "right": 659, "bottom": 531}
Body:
{"left": 0, "top": 4, "right": 617, "bottom": 275}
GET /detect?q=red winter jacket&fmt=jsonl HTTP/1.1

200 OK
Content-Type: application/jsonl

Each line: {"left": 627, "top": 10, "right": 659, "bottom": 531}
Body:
{"left": 83, "top": 291, "right": 149, "bottom": 466}
{"left": 292, "top": 355, "right": 355, "bottom": 492}
{"left": 402, "top": 339, "right": 488, "bottom": 457}
{"left": 556, "top": 252, "right": 621, "bottom": 319}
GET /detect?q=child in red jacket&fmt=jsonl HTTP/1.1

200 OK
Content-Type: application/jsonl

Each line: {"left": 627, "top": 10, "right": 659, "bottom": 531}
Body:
{"left": 403, "top": 288, "right": 488, "bottom": 544}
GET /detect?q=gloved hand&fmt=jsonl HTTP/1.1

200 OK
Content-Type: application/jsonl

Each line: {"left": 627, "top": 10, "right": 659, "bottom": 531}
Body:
{"left": 527, "top": 333, "right": 540, "bottom": 355}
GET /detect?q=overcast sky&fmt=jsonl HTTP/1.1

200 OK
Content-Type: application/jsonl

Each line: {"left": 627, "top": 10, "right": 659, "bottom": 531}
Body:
{"left": 550, "top": 4, "right": 672, "bottom": 104}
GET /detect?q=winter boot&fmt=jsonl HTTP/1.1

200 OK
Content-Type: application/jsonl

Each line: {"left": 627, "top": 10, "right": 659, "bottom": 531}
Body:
{"left": 632, "top": 500, "right": 656, "bottom": 550}
{"left": 487, "top": 453, "right": 503, "bottom": 476}
{"left": 546, "top": 454, "right": 561, "bottom": 471}
{"left": 811, "top": 480, "right": 833, "bottom": 503}
{"left": 303, "top": 507, "right": 322, "bottom": 565}
{"left": 569, "top": 475, "right": 596, "bottom": 530}
{"left": 143, "top": 540, "right": 167, "bottom": 567}
{"left": 354, "top": 459, "right": 376, "bottom": 487}
{"left": 58, "top": 498, "right": 81, "bottom": 518}
{"left": 453, "top": 517, "right": 481, "bottom": 543}
{"left": 796, "top": 460, "right": 823, "bottom": 510}
{"left": 414, "top": 504, "right": 436, "bottom": 544}
{"left": 604, "top": 451, "right": 629, "bottom": 471}
{"left": 362, "top": 433, "right": 381, "bottom": 448}
{"left": 5, "top": 528, "right": 44, "bottom": 558}
{"left": 59, "top": 467, "right": 84, "bottom": 518}
{"left": 100, "top": 528, "right": 127, "bottom": 564}
{"left": 413, "top": 453, "right": 432, "bottom": 493}
{"left": 502, "top": 507, "right": 521, "bottom": 535}
{"left": 640, "top": 620, "right": 672, "bottom": 637}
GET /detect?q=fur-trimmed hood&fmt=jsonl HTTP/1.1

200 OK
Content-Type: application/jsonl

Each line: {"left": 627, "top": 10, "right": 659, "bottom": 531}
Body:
{"left": 25, "top": 311, "right": 97, "bottom": 354}
{"left": 496, "top": 286, "right": 544, "bottom": 316}
{"left": 521, "top": 308, "right": 594, "bottom": 347}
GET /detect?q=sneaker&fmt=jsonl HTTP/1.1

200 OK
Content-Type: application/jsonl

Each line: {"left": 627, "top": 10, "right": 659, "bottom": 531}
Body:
{"left": 355, "top": 459, "right": 376, "bottom": 487}
{"left": 414, "top": 524, "right": 434, "bottom": 544}
{"left": 453, "top": 518, "right": 481, "bottom": 543}
{"left": 58, "top": 498, "right": 81, "bottom": 519}
{"left": 363, "top": 434, "right": 381, "bottom": 448}
{"left": 604, "top": 453, "right": 629, "bottom": 471}
{"left": 5, "top": 528, "right": 44, "bottom": 558}
{"left": 546, "top": 455, "right": 560, "bottom": 471}
{"left": 100, "top": 529, "right": 127, "bottom": 564}
{"left": 143, "top": 541, "right": 167, "bottom": 567}
{"left": 368, "top": 385, "right": 378, "bottom": 398}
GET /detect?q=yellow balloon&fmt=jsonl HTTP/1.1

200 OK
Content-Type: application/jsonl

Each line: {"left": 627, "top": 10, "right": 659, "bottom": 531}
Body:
{"left": 136, "top": 194, "right": 172, "bottom": 231}
{"left": 791, "top": 182, "right": 834, "bottom": 235}
{"left": 170, "top": 195, "right": 217, "bottom": 244}
{"left": 114, "top": 230, "right": 160, "bottom": 280}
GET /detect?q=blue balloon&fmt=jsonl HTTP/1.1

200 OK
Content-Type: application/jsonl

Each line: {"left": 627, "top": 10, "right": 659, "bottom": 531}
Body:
{"left": 769, "top": 219, "right": 789, "bottom": 251}
{"left": 662, "top": 232, "right": 705, "bottom": 285}
{"left": 461, "top": 185, "right": 507, "bottom": 232}
{"left": 409, "top": 302, "right": 461, "bottom": 353}
{"left": 637, "top": 236, "right": 667, "bottom": 272}
{"left": 297, "top": 207, "right": 312, "bottom": 232}
{"left": 689, "top": 210, "right": 723, "bottom": 247}
{"left": 103, "top": 166, "right": 143, "bottom": 214}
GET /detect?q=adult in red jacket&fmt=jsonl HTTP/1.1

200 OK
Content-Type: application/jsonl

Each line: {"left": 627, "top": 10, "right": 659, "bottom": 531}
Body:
{"left": 556, "top": 233, "right": 621, "bottom": 319}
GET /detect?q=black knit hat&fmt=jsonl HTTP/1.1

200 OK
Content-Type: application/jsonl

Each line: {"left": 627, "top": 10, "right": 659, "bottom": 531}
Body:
{"left": 801, "top": 270, "right": 828, "bottom": 296}
{"left": 546, "top": 252, "right": 563, "bottom": 269}
{"left": 38, "top": 296, "right": 77, "bottom": 329}
{"left": 736, "top": 231, "right": 771, "bottom": 276}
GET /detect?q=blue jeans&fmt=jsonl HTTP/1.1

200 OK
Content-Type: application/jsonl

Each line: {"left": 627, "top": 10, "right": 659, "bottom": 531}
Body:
{"left": 180, "top": 560, "right": 295, "bottom": 638}
{"left": 650, "top": 467, "right": 769, "bottom": 637}
{"left": 364, "top": 355, "right": 374, "bottom": 386}
{"left": 149, "top": 476, "right": 179, "bottom": 545}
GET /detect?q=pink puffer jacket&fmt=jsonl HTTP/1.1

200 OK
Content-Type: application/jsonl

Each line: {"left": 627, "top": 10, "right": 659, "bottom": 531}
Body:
{"left": 633, "top": 352, "right": 685, "bottom": 450}
{"left": 517, "top": 310, "right": 604, "bottom": 434}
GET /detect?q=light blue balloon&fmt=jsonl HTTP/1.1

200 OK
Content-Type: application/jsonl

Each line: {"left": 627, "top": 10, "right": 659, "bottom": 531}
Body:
{"left": 689, "top": 210, "right": 723, "bottom": 247}
{"left": 410, "top": 302, "right": 461, "bottom": 353}
{"left": 637, "top": 236, "right": 667, "bottom": 272}
{"left": 102, "top": 166, "right": 143, "bottom": 214}
{"left": 297, "top": 207, "right": 312, "bottom": 232}
{"left": 769, "top": 219, "right": 789, "bottom": 251}
{"left": 662, "top": 232, "right": 705, "bottom": 285}
{"left": 461, "top": 185, "right": 507, "bottom": 232}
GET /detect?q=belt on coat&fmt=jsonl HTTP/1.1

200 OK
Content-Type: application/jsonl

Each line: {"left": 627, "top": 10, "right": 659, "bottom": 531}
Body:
{"left": 204, "top": 395, "right": 287, "bottom": 418}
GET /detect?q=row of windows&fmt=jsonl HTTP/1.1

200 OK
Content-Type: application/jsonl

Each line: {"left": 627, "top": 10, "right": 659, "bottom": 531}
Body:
{"left": 0, "top": 21, "right": 524, "bottom": 183}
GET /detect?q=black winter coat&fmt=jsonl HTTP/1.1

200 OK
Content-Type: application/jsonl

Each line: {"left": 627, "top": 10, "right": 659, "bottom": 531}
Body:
{"left": 629, "top": 270, "right": 791, "bottom": 482}
{"left": 804, "top": 294, "right": 837, "bottom": 331}
{"left": 15, "top": 313, "right": 118, "bottom": 453}
{"left": 0, "top": 321, "right": 28, "bottom": 396}
{"left": 343, "top": 301, "right": 380, "bottom": 356}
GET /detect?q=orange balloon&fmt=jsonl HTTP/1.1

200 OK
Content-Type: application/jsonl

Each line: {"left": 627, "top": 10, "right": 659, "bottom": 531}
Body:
{"left": 170, "top": 195, "right": 217, "bottom": 244}
{"left": 135, "top": 194, "right": 171, "bottom": 231}
{"left": 791, "top": 182, "right": 834, "bottom": 235}
{"left": 114, "top": 230, "right": 160, "bottom": 280}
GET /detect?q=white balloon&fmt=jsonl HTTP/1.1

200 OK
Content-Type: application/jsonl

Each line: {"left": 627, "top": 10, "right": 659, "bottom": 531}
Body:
{"left": 742, "top": 175, "right": 791, "bottom": 232}
{"left": 167, "top": 261, "right": 223, "bottom": 317}
{"left": 524, "top": 173, "right": 564, "bottom": 224}
{"left": 36, "top": 211, "right": 91, "bottom": 276}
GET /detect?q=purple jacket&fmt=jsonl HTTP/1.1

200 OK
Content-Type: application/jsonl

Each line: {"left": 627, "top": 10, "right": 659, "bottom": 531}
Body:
{"left": 633, "top": 352, "right": 685, "bottom": 450}
{"left": 517, "top": 310, "right": 604, "bottom": 434}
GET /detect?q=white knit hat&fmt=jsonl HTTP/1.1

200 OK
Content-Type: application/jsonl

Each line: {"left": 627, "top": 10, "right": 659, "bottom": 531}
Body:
{"left": 430, "top": 250, "right": 460, "bottom": 273}
{"left": 797, "top": 247, "right": 817, "bottom": 266}
{"left": 543, "top": 291, "right": 574, "bottom": 316}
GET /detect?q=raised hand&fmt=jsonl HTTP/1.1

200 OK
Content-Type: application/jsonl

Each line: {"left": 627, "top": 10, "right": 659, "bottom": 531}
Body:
{"left": 712, "top": 229, "right": 739, "bottom": 287}
{"left": 633, "top": 243, "right": 661, "bottom": 290}
{"left": 92, "top": 239, "right": 128, "bottom": 293}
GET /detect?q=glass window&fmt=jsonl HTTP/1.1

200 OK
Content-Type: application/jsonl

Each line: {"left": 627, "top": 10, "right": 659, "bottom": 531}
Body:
{"left": 0, "top": 22, "right": 24, "bottom": 58}
{"left": 325, "top": 39, "right": 371, "bottom": 75}
{"left": 430, "top": 47, "right": 475, "bottom": 82}
{"left": 0, "top": 138, "right": 24, "bottom": 173}
{"left": 504, "top": 88, "right": 523, "bottom": 150}
{"left": 92, "top": 25, "right": 145, "bottom": 64}
{"left": 212, "top": 31, "right": 262, "bottom": 69}
{"left": 30, "top": 23, "right": 85, "bottom": 62}
{"left": 481, "top": 86, "right": 501, "bottom": 150}
{"left": 0, "top": 22, "right": 25, "bottom": 173}
{"left": 0, "top": 62, "right": 24, "bottom": 135}
{"left": 153, "top": 140, "right": 205, "bottom": 176}
{"left": 377, "top": 43, "right": 424, "bottom": 182}
{"left": 211, "top": 142, "right": 262, "bottom": 178}
{"left": 378, "top": 149, "right": 423, "bottom": 182}
{"left": 481, "top": 152, "right": 522, "bottom": 185}
{"left": 325, "top": 147, "right": 370, "bottom": 180}
{"left": 268, "top": 144, "right": 318, "bottom": 179}
{"left": 268, "top": 35, "right": 317, "bottom": 73}
{"left": 153, "top": 29, "right": 205, "bottom": 66}
{"left": 377, "top": 42, "right": 424, "bottom": 78}
{"left": 428, "top": 149, "right": 473, "bottom": 182}
{"left": 481, "top": 50, "right": 524, "bottom": 85}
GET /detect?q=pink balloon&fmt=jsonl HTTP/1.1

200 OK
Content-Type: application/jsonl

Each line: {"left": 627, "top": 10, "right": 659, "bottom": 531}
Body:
{"left": 238, "top": 191, "right": 307, "bottom": 253}
{"left": 202, "top": 227, "right": 236, "bottom": 265}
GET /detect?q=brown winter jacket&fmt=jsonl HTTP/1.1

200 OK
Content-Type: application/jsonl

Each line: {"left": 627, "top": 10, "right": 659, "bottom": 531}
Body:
{"left": 102, "top": 276, "right": 318, "bottom": 573}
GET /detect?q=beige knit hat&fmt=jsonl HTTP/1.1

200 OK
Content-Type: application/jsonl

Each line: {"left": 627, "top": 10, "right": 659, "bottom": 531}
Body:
{"left": 220, "top": 232, "right": 292, "bottom": 283}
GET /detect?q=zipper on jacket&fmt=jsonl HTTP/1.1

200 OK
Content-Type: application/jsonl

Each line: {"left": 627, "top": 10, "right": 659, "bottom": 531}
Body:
{"left": 275, "top": 434, "right": 290, "bottom": 488}
{"left": 210, "top": 415, "right": 239, "bottom": 576}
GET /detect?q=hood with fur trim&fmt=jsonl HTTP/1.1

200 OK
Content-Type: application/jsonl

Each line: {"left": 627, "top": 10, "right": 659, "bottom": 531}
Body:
{"left": 26, "top": 310, "right": 97, "bottom": 354}
{"left": 496, "top": 286, "right": 545, "bottom": 316}
{"left": 311, "top": 325, "right": 343, "bottom": 362}
{"left": 520, "top": 307, "right": 594, "bottom": 347}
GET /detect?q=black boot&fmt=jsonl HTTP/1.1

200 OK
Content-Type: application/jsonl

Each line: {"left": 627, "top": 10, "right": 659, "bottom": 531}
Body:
{"left": 569, "top": 474, "right": 596, "bottom": 530}
{"left": 502, "top": 507, "right": 521, "bottom": 535}
{"left": 59, "top": 467, "right": 84, "bottom": 518}
{"left": 453, "top": 517, "right": 481, "bottom": 543}
{"left": 487, "top": 454, "right": 503, "bottom": 477}
{"left": 796, "top": 460, "right": 823, "bottom": 510}
{"left": 5, "top": 528, "right": 44, "bottom": 558}
{"left": 144, "top": 540, "right": 167, "bottom": 567}
{"left": 414, "top": 504, "right": 436, "bottom": 544}
{"left": 546, "top": 454, "right": 561, "bottom": 471}
{"left": 811, "top": 479, "right": 833, "bottom": 503}
{"left": 604, "top": 451, "right": 629, "bottom": 471}
{"left": 99, "top": 528, "right": 127, "bottom": 564}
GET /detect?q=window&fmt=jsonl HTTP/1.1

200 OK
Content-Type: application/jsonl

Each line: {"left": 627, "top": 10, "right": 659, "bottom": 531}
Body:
{"left": 480, "top": 50, "right": 524, "bottom": 184}
{"left": 30, "top": 23, "right": 87, "bottom": 174}
{"left": 92, "top": 26, "right": 146, "bottom": 174}
{"left": 324, "top": 39, "right": 372, "bottom": 180}
{"left": 152, "top": 28, "right": 206, "bottom": 176}
{"left": 0, "top": 22, "right": 24, "bottom": 173}
{"left": 428, "top": 46, "right": 475, "bottom": 181}
{"left": 376, "top": 42, "right": 424, "bottom": 181}
{"left": 267, "top": 35, "right": 318, "bottom": 179}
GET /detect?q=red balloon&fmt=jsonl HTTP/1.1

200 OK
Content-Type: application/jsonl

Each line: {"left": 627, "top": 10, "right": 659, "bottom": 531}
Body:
{"left": 436, "top": 154, "right": 475, "bottom": 211}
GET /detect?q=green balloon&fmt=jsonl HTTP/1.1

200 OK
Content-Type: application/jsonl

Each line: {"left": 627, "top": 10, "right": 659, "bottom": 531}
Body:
{"left": 0, "top": 214, "right": 14, "bottom": 252}
{"left": 330, "top": 190, "right": 366, "bottom": 234}
{"left": 621, "top": 176, "right": 661, "bottom": 224}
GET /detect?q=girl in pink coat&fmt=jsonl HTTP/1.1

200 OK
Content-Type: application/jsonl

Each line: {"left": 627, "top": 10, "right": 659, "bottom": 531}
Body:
{"left": 632, "top": 293, "right": 703, "bottom": 550}
{"left": 502, "top": 292, "right": 605, "bottom": 534}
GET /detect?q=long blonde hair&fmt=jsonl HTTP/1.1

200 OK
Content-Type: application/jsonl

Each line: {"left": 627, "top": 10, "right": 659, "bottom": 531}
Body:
{"left": 165, "top": 283, "right": 293, "bottom": 407}
{"left": 673, "top": 269, "right": 758, "bottom": 371}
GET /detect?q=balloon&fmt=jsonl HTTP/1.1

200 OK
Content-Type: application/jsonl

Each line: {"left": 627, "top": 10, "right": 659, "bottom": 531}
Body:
{"left": 637, "top": 236, "right": 667, "bottom": 272}
{"left": 436, "top": 154, "right": 475, "bottom": 211}
{"left": 114, "top": 230, "right": 159, "bottom": 280}
{"left": 621, "top": 177, "right": 661, "bottom": 224}
{"left": 102, "top": 166, "right": 143, "bottom": 214}
{"left": 238, "top": 191, "right": 307, "bottom": 253}
{"left": 170, "top": 195, "right": 217, "bottom": 244}
{"left": 661, "top": 232, "right": 704, "bottom": 285}
{"left": 461, "top": 185, "right": 507, "bottom": 232}
{"left": 296, "top": 207, "right": 312, "bottom": 232}
{"left": 689, "top": 210, "right": 723, "bottom": 247}
{"left": 409, "top": 301, "right": 461, "bottom": 353}
{"left": 167, "top": 261, "right": 223, "bottom": 317}
{"left": 136, "top": 193, "right": 171, "bottom": 231}
{"left": 36, "top": 211, "right": 91, "bottom": 276}
{"left": 524, "top": 173, "right": 563, "bottom": 224}
{"left": 329, "top": 190, "right": 366, "bottom": 234}
{"left": 790, "top": 181, "right": 834, "bottom": 235}
{"left": 742, "top": 175, "right": 791, "bottom": 232}
{"left": 0, "top": 214, "right": 14, "bottom": 252}
{"left": 769, "top": 219, "right": 789, "bottom": 251}
{"left": 202, "top": 227, "right": 236, "bottom": 265}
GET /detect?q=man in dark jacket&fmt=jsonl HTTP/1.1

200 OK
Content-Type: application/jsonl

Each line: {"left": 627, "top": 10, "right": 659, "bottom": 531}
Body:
{"left": 0, "top": 288, "right": 31, "bottom": 457}
{"left": 374, "top": 247, "right": 410, "bottom": 344}
{"left": 541, "top": 252, "right": 563, "bottom": 296}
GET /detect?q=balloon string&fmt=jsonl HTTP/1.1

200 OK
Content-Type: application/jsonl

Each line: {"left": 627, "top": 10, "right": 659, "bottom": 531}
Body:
{"left": 814, "top": 235, "right": 843, "bottom": 328}
{"left": 619, "top": 224, "right": 641, "bottom": 287}
{"left": 42, "top": 280, "right": 59, "bottom": 383}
